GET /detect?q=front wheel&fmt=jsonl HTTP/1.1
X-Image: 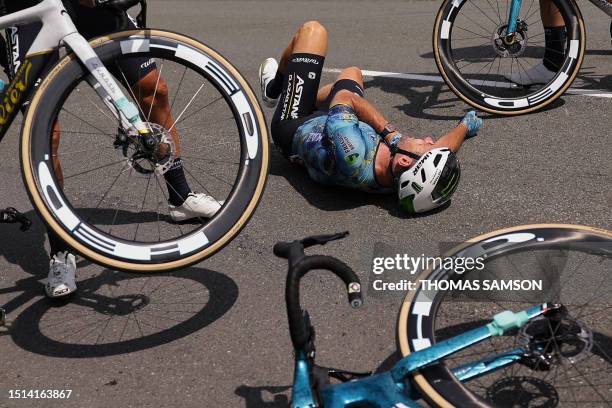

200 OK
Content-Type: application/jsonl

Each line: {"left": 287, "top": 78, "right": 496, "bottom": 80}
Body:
{"left": 21, "top": 30, "right": 269, "bottom": 272}
{"left": 397, "top": 224, "right": 612, "bottom": 407}
{"left": 433, "top": 0, "right": 586, "bottom": 115}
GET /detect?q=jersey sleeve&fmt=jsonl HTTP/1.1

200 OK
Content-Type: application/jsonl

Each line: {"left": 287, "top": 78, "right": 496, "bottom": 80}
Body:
{"left": 324, "top": 105, "right": 367, "bottom": 178}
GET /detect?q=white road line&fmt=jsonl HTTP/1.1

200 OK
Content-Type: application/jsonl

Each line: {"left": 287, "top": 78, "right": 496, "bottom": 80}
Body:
{"left": 324, "top": 68, "right": 612, "bottom": 99}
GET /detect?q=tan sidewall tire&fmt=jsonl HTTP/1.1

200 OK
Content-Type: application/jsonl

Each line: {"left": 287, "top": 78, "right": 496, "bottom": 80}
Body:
{"left": 21, "top": 30, "right": 269, "bottom": 273}
{"left": 396, "top": 224, "right": 612, "bottom": 408}
{"left": 433, "top": 0, "right": 586, "bottom": 116}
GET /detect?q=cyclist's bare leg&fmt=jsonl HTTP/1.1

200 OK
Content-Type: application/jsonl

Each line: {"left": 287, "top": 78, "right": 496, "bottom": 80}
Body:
{"left": 131, "top": 69, "right": 182, "bottom": 156}
{"left": 539, "top": 0, "right": 564, "bottom": 26}
{"left": 277, "top": 21, "right": 328, "bottom": 75}
{"left": 51, "top": 122, "right": 64, "bottom": 187}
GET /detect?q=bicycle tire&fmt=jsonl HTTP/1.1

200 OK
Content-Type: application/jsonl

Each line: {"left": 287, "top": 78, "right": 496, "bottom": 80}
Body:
{"left": 433, "top": 0, "right": 586, "bottom": 115}
{"left": 20, "top": 29, "right": 269, "bottom": 272}
{"left": 397, "top": 224, "right": 612, "bottom": 407}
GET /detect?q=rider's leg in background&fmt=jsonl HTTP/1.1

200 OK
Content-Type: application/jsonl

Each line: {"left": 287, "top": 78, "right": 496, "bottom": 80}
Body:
{"left": 539, "top": 0, "right": 566, "bottom": 72}
{"left": 130, "top": 70, "right": 192, "bottom": 207}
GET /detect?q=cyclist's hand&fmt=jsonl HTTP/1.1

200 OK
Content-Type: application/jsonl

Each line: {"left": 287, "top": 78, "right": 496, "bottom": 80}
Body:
{"left": 459, "top": 110, "right": 482, "bottom": 138}
{"left": 79, "top": 0, "right": 97, "bottom": 7}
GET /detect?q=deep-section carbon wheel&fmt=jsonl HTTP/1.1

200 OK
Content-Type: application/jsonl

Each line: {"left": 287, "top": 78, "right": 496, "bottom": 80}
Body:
{"left": 21, "top": 30, "right": 269, "bottom": 272}
{"left": 433, "top": 0, "right": 585, "bottom": 115}
{"left": 398, "top": 224, "right": 612, "bottom": 407}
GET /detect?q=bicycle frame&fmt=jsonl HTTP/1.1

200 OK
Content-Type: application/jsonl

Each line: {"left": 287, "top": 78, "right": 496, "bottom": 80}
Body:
{"left": 292, "top": 304, "right": 552, "bottom": 408}
{"left": 505, "top": 0, "right": 612, "bottom": 36}
{"left": 0, "top": 0, "right": 148, "bottom": 144}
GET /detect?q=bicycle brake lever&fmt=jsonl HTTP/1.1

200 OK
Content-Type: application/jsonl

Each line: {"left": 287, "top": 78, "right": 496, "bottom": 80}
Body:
{"left": 301, "top": 231, "right": 349, "bottom": 248}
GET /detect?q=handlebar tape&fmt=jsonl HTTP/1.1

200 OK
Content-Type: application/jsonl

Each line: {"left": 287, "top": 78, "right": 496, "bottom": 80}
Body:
{"left": 286, "top": 255, "right": 362, "bottom": 351}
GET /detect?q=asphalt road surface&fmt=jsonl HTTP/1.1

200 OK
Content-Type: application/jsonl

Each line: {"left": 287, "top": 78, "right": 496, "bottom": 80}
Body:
{"left": 1, "top": 1, "right": 610, "bottom": 407}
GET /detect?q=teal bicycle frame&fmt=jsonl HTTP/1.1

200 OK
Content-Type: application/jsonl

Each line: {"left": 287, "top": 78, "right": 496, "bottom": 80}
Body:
{"left": 274, "top": 233, "right": 558, "bottom": 408}
{"left": 293, "top": 305, "right": 550, "bottom": 408}
{"left": 506, "top": 0, "right": 524, "bottom": 34}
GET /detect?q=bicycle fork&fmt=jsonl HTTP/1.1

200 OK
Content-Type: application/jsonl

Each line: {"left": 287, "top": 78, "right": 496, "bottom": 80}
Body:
{"left": 62, "top": 32, "right": 150, "bottom": 135}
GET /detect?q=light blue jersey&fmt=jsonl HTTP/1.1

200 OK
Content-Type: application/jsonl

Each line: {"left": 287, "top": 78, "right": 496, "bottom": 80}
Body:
{"left": 291, "top": 105, "right": 392, "bottom": 193}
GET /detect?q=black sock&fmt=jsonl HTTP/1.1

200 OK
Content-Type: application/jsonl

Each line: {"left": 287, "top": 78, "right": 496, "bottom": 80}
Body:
{"left": 543, "top": 26, "right": 566, "bottom": 72}
{"left": 265, "top": 70, "right": 285, "bottom": 99}
{"left": 48, "top": 228, "right": 71, "bottom": 257}
{"left": 164, "top": 158, "right": 191, "bottom": 206}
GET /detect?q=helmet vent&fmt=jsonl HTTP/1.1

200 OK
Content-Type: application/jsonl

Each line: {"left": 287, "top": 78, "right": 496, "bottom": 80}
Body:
{"left": 433, "top": 154, "right": 442, "bottom": 167}
{"left": 421, "top": 168, "right": 426, "bottom": 183}
{"left": 400, "top": 180, "right": 410, "bottom": 189}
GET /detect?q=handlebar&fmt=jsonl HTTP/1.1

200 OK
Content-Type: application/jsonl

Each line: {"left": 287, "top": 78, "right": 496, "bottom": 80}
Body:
{"left": 274, "top": 232, "right": 363, "bottom": 351}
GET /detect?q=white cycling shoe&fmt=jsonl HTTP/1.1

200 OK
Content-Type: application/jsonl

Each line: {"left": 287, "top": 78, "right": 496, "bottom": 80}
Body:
{"left": 46, "top": 251, "right": 77, "bottom": 298}
{"left": 168, "top": 192, "right": 223, "bottom": 222}
{"left": 504, "top": 62, "right": 557, "bottom": 86}
{"left": 259, "top": 57, "right": 279, "bottom": 108}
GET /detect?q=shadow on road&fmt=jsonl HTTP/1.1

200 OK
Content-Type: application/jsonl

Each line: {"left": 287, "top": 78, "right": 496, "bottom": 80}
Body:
{"left": 235, "top": 385, "right": 291, "bottom": 408}
{"left": 269, "top": 150, "right": 450, "bottom": 219}
{"left": 364, "top": 74, "right": 567, "bottom": 121}
{"left": 1, "top": 211, "right": 238, "bottom": 358}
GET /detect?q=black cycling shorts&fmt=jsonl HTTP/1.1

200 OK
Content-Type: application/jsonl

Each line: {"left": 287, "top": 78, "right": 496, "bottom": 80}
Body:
{"left": 270, "top": 54, "right": 365, "bottom": 157}
{"left": 0, "top": 2, "right": 155, "bottom": 86}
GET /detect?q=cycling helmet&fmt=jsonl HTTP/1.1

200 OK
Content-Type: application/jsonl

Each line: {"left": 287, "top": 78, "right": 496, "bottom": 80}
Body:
{"left": 397, "top": 148, "right": 460, "bottom": 213}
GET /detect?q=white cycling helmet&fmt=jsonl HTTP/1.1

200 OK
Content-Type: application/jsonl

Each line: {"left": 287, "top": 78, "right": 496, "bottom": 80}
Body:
{"left": 397, "top": 147, "right": 460, "bottom": 213}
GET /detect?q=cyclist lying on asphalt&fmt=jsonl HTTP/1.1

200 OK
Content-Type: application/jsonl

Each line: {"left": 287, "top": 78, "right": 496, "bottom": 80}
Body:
{"left": 0, "top": 0, "right": 222, "bottom": 299}
{"left": 259, "top": 21, "right": 482, "bottom": 214}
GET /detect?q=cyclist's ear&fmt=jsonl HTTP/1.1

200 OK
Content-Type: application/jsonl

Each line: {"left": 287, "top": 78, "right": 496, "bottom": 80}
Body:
{"left": 396, "top": 154, "right": 413, "bottom": 171}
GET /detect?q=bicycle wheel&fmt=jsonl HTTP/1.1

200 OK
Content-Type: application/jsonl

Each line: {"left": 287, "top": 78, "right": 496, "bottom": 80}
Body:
{"left": 21, "top": 30, "right": 269, "bottom": 272}
{"left": 433, "top": 0, "right": 586, "bottom": 115}
{"left": 397, "top": 224, "right": 612, "bottom": 407}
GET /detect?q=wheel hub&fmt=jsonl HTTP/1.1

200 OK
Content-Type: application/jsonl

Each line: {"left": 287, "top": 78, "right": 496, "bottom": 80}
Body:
{"left": 493, "top": 21, "right": 528, "bottom": 57}
{"left": 114, "top": 122, "right": 177, "bottom": 175}
{"left": 518, "top": 307, "right": 593, "bottom": 366}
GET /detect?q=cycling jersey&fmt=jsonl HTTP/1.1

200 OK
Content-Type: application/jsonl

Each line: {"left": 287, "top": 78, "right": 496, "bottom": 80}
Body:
{"left": 291, "top": 104, "right": 392, "bottom": 193}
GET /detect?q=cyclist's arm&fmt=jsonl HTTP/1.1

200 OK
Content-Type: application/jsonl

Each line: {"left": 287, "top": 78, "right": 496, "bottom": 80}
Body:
{"left": 330, "top": 90, "right": 397, "bottom": 144}
{"left": 433, "top": 125, "right": 469, "bottom": 153}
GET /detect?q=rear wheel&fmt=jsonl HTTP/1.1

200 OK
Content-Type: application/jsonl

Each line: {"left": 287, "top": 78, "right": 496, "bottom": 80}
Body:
{"left": 397, "top": 224, "right": 612, "bottom": 407}
{"left": 433, "top": 0, "right": 585, "bottom": 115}
{"left": 21, "top": 30, "right": 268, "bottom": 272}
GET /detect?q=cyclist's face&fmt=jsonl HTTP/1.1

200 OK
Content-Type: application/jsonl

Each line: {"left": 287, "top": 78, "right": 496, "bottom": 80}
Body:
{"left": 390, "top": 137, "right": 435, "bottom": 176}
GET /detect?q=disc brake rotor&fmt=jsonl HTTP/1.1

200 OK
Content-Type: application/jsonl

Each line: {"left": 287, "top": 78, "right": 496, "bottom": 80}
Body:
{"left": 518, "top": 314, "right": 593, "bottom": 364}
{"left": 493, "top": 22, "right": 528, "bottom": 58}
{"left": 114, "top": 122, "right": 177, "bottom": 175}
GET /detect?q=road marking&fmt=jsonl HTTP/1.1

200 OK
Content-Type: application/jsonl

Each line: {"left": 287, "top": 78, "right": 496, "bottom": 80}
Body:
{"left": 324, "top": 68, "right": 612, "bottom": 99}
